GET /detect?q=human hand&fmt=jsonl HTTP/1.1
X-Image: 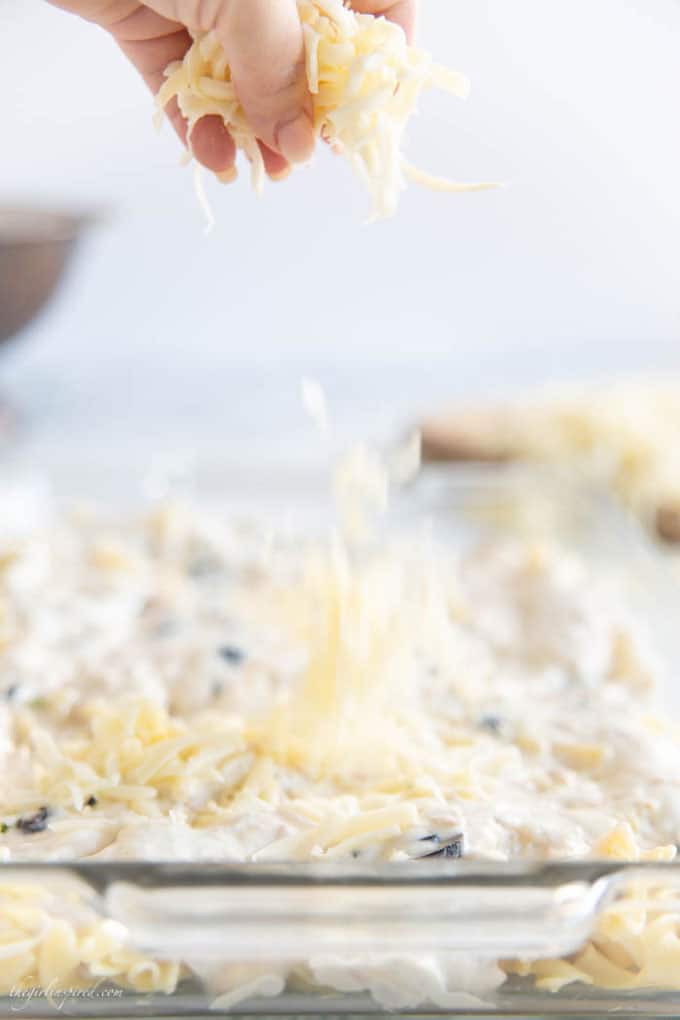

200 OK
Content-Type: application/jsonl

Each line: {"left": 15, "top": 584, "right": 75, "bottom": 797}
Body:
{"left": 48, "top": 1, "right": 417, "bottom": 180}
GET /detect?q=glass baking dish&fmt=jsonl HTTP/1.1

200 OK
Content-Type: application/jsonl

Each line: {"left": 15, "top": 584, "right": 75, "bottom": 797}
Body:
{"left": 0, "top": 457, "right": 679, "bottom": 1018}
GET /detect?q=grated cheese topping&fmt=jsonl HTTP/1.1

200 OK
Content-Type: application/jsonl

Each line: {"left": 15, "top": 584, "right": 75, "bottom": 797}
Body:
{"left": 155, "top": 0, "right": 495, "bottom": 220}
{"left": 0, "top": 472, "right": 679, "bottom": 1006}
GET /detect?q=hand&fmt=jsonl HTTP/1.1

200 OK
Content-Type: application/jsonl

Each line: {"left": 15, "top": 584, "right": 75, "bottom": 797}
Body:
{"left": 48, "top": 1, "right": 417, "bottom": 180}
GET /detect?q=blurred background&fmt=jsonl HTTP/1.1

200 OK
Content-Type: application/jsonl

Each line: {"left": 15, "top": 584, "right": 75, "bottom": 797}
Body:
{"left": 1, "top": 0, "right": 679, "bottom": 472}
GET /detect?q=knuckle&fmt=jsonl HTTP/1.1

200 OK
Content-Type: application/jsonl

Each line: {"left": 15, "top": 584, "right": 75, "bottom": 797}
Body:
{"left": 195, "top": 0, "right": 225, "bottom": 33}
{"left": 237, "top": 57, "right": 307, "bottom": 132}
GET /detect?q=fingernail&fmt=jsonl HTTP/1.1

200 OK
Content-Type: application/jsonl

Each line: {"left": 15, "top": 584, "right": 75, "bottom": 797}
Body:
{"left": 269, "top": 166, "right": 292, "bottom": 183}
{"left": 217, "top": 166, "right": 238, "bottom": 184}
{"left": 275, "top": 112, "right": 315, "bottom": 165}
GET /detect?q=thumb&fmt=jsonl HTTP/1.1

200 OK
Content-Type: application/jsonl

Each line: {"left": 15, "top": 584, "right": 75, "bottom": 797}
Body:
{"left": 217, "top": 0, "right": 315, "bottom": 164}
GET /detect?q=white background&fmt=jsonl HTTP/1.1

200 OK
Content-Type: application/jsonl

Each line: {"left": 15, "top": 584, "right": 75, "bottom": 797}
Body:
{"left": 1, "top": 0, "right": 679, "bottom": 468}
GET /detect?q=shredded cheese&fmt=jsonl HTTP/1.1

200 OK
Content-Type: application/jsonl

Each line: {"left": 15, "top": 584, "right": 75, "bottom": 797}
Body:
{"left": 300, "top": 377, "right": 330, "bottom": 437}
{"left": 0, "top": 882, "right": 180, "bottom": 996}
{"left": 192, "top": 163, "right": 216, "bottom": 234}
{"left": 156, "top": 0, "right": 494, "bottom": 220}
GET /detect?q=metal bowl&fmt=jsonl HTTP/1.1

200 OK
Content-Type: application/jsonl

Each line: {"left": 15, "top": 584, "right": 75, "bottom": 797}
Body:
{"left": 0, "top": 206, "right": 92, "bottom": 347}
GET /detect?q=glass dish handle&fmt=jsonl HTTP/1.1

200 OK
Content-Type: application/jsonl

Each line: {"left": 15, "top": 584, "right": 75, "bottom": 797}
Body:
{"left": 104, "top": 866, "right": 621, "bottom": 961}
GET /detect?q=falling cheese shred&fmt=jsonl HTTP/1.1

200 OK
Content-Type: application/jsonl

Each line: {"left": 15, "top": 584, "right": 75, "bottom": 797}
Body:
{"left": 156, "top": 0, "right": 493, "bottom": 220}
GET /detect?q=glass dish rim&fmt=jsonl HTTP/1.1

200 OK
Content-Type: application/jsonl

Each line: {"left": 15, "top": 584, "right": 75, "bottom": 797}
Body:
{"left": 1, "top": 859, "right": 679, "bottom": 881}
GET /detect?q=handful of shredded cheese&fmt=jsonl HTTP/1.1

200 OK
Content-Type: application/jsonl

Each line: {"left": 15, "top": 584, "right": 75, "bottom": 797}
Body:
{"left": 156, "top": 0, "right": 494, "bottom": 219}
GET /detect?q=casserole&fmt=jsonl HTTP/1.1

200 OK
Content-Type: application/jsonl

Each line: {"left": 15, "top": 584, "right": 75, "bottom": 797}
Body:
{"left": 0, "top": 458, "right": 678, "bottom": 1017}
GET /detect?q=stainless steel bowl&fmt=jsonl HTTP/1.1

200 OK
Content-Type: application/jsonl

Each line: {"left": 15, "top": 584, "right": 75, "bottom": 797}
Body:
{"left": 0, "top": 205, "right": 92, "bottom": 347}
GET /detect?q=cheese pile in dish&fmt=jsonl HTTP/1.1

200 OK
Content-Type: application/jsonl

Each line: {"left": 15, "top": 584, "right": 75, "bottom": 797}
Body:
{"left": 156, "top": 0, "right": 493, "bottom": 220}
{"left": 1, "top": 485, "right": 680, "bottom": 1006}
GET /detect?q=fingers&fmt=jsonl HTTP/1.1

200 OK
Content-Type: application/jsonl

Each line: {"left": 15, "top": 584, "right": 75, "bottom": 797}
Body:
{"left": 215, "top": 0, "right": 315, "bottom": 166}
{"left": 188, "top": 117, "right": 238, "bottom": 173}
{"left": 100, "top": 5, "right": 237, "bottom": 175}
{"left": 115, "top": 0, "right": 313, "bottom": 175}
{"left": 257, "top": 142, "right": 291, "bottom": 181}
{"left": 349, "top": 0, "right": 417, "bottom": 41}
